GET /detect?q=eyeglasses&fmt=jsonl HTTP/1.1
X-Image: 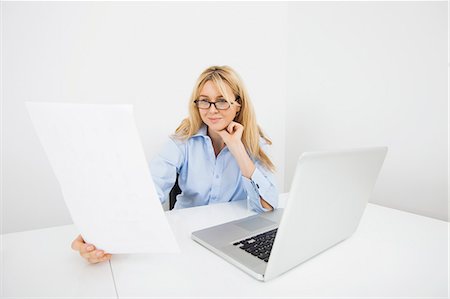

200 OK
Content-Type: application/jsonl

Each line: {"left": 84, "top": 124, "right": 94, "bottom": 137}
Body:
{"left": 194, "top": 97, "right": 240, "bottom": 110}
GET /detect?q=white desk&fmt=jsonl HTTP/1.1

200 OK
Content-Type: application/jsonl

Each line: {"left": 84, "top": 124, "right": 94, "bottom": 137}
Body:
{"left": 111, "top": 194, "right": 449, "bottom": 298}
{"left": 1, "top": 225, "right": 117, "bottom": 298}
{"left": 2, "top": 194, "right": 448, "bottom": 298}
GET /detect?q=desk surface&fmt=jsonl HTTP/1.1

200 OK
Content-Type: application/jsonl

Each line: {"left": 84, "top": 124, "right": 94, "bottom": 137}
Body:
{"left": 1, "top": 224, "right": 117, "bottom": 298}
{"left": 2, "top": 194, "right": 448, "bottom": 298}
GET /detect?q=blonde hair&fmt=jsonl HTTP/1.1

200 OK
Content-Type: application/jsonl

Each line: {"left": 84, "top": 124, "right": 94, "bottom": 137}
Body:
{"left": 174, "top": 65, "right": 275, "bottom": 172}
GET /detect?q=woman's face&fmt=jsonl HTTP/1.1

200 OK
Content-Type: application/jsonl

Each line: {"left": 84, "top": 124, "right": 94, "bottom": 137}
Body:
{"left": 196, "top": 80, "right": 240, "bottom": 132}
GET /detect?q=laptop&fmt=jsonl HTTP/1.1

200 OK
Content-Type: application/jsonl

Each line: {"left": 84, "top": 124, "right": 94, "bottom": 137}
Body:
{"left": 191, "top": 146, "right": 388, "bottom": 281}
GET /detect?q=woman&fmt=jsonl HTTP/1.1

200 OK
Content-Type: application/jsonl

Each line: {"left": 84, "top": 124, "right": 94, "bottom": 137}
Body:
{"left": 71, "top": 65, "right": 279, "bottom": 264}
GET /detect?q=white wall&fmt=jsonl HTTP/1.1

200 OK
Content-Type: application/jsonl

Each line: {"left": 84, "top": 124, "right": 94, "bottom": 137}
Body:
{"left": 286, "top": 2, "right": 448, "bottom": 221}
{"left": 2, "top": 1, "right": 447, "bottom": 234}
{"left": 2, "top": 2, "right": 287, "bottom": 233}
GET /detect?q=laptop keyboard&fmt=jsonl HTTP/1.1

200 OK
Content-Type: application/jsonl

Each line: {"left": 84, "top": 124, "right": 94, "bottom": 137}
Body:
{"left": 232, "top": 228, "right": 278, "bottom": 263}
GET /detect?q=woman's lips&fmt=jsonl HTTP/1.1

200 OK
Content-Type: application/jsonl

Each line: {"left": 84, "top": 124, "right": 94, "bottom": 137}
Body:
{"left": 208, "top": 118, "right": 221, "bottom": 123}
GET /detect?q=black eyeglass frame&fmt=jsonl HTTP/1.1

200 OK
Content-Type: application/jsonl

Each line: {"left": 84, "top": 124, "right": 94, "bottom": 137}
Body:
{"left": 193, "top": 96, "right": 241, "bottom": 110}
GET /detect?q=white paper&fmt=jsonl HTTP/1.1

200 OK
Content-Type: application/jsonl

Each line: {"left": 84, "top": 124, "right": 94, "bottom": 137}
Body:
{"left": 26, "top": 102, "right": 180, "bottom": 254}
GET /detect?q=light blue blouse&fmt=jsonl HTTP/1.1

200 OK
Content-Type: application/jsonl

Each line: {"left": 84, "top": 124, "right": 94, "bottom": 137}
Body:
{"left": 149, "top": 125, "right": 278, "bottom": 213}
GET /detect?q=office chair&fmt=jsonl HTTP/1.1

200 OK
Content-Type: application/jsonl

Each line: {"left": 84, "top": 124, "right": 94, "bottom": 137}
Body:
{"left": 169, "top": 173, "right": 181, "bottom": 210}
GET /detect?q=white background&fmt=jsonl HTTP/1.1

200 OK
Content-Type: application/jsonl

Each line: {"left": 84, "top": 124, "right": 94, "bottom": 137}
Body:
{"left": 286, "top": 2, "right": 448, "bottom": 221}
{"left": 1, "top": 1, "right": 447, "bottom": 233}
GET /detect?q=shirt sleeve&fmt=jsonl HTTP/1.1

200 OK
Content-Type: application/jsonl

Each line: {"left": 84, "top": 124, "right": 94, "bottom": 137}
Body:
{"left": 241, "top": 142, "right": 279, "bottom": 213}
{"left": 149, "top": 137, "right": 185, "bottom": 204}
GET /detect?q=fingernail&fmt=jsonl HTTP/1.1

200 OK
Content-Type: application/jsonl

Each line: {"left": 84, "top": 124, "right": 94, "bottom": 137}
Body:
{"left": 96, "top": 251, "right": 103, "bottom": 257}
{"left": 87, "top": 246, "right": 94, "bottom": 251}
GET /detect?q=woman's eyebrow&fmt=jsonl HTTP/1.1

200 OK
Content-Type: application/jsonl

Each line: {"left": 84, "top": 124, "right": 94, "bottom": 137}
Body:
{"left": 198, "top": 95, "right": 225, "bottom": 99}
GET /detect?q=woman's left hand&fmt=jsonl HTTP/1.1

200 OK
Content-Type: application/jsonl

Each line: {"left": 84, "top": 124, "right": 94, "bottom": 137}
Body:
{"left": 216, "top": 121, "right": 244, "bottom": 147}
{"left": 216, "top": 121, "right": 256, "bottom": 180}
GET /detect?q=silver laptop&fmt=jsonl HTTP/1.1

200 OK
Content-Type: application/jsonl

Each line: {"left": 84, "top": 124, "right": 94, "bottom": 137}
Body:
{"left": 191, "top": 146, "right": 388, "bottom": 281}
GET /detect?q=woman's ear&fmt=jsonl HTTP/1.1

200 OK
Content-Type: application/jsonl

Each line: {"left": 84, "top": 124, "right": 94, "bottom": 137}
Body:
{"left": 234, "top": 96, "right": 241, "bottom": 119}
{"left": 235, "top": 96, "right": 241, "bottom": 113}
{"left": 235, "top": 105, "right": 241, "bottom": 116}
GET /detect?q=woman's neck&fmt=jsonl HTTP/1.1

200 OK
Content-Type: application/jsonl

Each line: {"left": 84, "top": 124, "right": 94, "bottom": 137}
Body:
{"left": 207, "top": 127, "right": 225, "bottom": 156}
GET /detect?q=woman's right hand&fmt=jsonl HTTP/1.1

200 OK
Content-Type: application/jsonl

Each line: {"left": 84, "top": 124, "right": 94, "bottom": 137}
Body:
{"left": 71, "top": 234, "right": 112, "bottom": 264}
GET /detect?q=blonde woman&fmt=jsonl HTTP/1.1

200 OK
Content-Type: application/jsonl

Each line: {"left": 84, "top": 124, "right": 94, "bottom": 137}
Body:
{"left": 71, "top": 65, "right": 279, "bottom": 264}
